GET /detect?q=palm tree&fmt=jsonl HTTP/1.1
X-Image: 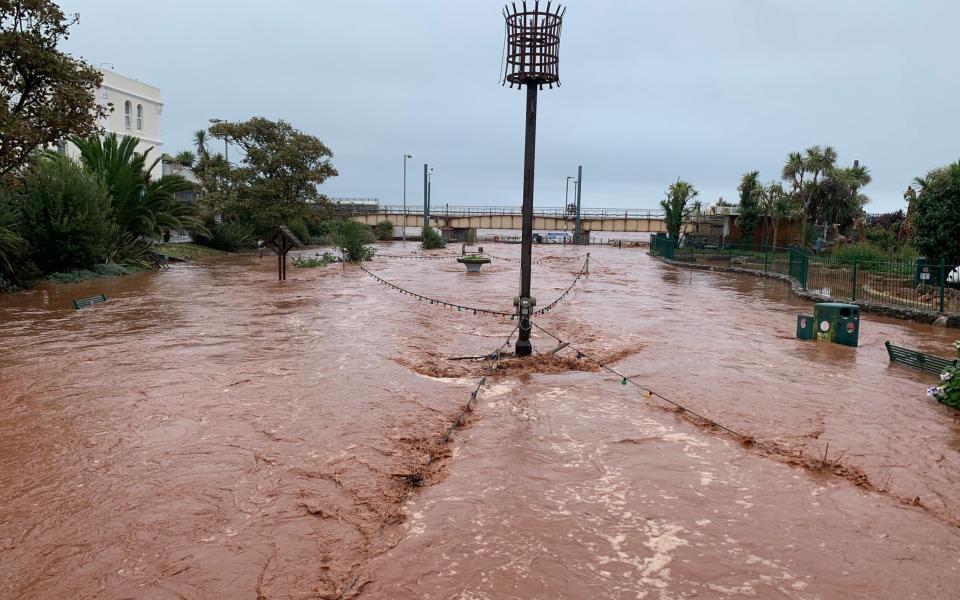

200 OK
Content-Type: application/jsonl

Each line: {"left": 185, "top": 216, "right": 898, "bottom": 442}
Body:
{"left": 758, "top": 182, "right": 775, "bottom": 249}
{"left": 764, "top": 182, "right": 792, "bottom": 249}
{"left": 193, "top": 129, "right": 210, "bottom": 160}
{"left": 804, "top": 146, "right": 836, "bottom": 245}
{"left": 0, "top": 195, "right": 27, "bottom": 274}
{"left": 782, "top": 146, "right": 836, "bottom": 250}
{"left": 660, "top": 179, "right": 698, "bottom": 240}
{"left": 820, "top": 164, "right": 871, "bottom": 240}
{"left": 174, "top": 150, "right": 196, "bottom": 168}
{"left": 71, "top": 133, "right": 205, "bottom": 239}
{"left": 782, "top": 151, "right": 806, "bottom": 192}
{"left": 690, "top": 198, "right": 703, "bottom": 235}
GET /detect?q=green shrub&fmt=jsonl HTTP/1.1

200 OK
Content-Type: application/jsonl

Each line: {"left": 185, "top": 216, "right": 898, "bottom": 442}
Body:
{"left": 374, "top": 219, "right": 394, "bottom": 241}
{"left": 307, "top": 219, "right": 342, "bottom": 244}
{"left": 195, "top": 218, "right": 256, "bottom": 252}
{"left": 420, "top": 225, "right": 446, "bottom": 249}
{"left": 286, "top": 216, "right": 311, "bottom": 245}
{"left": 830, "top": 242, "right": 889, "bottom": 266}
{"left": 0, "top": 189, "right": 28, "bottom": 274}
{"left": 47, "top": 269, "right": 98, "bottom": 284}
{"left": 292, "top": 252, "right": 338, "bottom": 268}
{"left": 333, "top": 221, "right": 375, "bottom": 262}
{"left": 864, "top": 227, "right": 896, "bottom": 253}
{"left": 929, "top": 341, "right": 960, "bottom": 409}
{"left": 20, "top": 155, "right": 114, "bottom": 274}
{"left": 92, "top": 262, "right": 139, "bottom": 277}
{"left": 458, "top": 254, "right": 490, "bottom": 263}
{"left": 107, "top": 232, "right": 153, "bottom": 269}
{"left": 895, "top": 245, "right": 919, "bottom": 264}
{"left": 912, "top": 162, "right": 960, "bottom": 265}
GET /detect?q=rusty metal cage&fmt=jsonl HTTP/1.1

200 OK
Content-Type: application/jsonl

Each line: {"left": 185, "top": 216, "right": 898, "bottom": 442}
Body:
{"left": 502, "top": 1, "right": 565, "bottom": 89}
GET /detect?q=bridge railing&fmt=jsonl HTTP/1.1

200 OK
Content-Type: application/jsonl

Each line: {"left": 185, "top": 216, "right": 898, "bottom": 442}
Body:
{"left": 334, "top": 204, "right": 665, "bottom": 219}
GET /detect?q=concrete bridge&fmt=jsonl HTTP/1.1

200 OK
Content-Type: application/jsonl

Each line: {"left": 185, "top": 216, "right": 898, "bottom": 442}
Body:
{"left": 339, "top": 205, "right": 668, "bottom": 234}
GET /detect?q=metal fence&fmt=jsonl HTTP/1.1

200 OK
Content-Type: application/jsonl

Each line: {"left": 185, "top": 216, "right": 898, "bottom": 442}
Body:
{"left": 650, "top": 237, "right": 960, "bottom": 315}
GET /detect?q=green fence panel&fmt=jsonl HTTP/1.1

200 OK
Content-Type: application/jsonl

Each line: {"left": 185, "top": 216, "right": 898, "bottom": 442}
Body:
{"left": 789, "top": 248, "right": 808, "bottom": 290}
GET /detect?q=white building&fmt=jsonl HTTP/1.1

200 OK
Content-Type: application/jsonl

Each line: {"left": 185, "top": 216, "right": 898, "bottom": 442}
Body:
{"left": 64, "top": 69, "right": 164, "bottom": 180}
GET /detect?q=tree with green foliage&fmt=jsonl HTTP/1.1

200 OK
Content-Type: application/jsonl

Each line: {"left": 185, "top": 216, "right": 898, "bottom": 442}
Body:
{"left": 333, "top": 221, "right": 375, "bottom": 261}
{"left": 71, "top": 133, "right": 204, "bottom": 239}
{"left": 736, "top": 171, "right": 762, "bottom": 247}
{"left": 374, "top": 219, "right": 394, "bottom": 241}
{"left": 911, "top": 161, "right": 960, "bottom": 265}
{"left": 0, "top": 188, "right": 26, "bottom": 273}
{"left": 817, "top": 163, "right": 870, "bottom": 240}
{"left": 782, "top": 146, "right": 836, "bottom": 248}
{"left": 420, "top": 225, "right": 446, "bottom": 249}
{"left": 660, "top": 179, "right": 697, "bottom": 240}
{"left": 173, "top": 150, "right": 195, "bottom": 168}
{"left": 19, "top": 154, "right": 113, "bottom": 273}
{"left": 285, "top": 215, "right": 310, "bottom": 245}
{"left": 207, "top": 117, "right": 337, "bottom": 233}
{"left": 186, "top": 129, "right": 232, "bottom": 215}
{"left": 765, "top": 182, "right": 794, "bottom": 249}
{"left": 194, "top": 218, "right": 255, "bottom": 252}
{"left": 0, "top": 0, "right": 108, "bottom": 178}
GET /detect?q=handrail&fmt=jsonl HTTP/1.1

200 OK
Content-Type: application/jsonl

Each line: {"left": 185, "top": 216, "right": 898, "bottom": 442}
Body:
{"left": 330, "top": 204, "right": 666, "bottom": 219}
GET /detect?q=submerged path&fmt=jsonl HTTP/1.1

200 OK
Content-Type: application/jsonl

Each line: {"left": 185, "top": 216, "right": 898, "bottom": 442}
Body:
{"left": 1, "top": 244, "right": 959, "bottom": 599}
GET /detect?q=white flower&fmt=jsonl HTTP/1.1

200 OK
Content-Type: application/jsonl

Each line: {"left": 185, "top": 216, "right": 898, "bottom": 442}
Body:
{"left": 927, "top": 386, "right": 941, "bottom": 397}
{"left": 942, "top": 371, "right": 953, "bottom": 382}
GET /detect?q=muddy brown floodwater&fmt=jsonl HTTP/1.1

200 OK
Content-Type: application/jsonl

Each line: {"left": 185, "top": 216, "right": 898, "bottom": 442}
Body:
{"left": 2, "top": 244, "right": 960, "bottom": 599}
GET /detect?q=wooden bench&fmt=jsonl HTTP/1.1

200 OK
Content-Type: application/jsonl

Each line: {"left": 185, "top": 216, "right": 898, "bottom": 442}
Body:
{"left": 72, "top": 293, "right": 108, "bottom": 310}
{"left": 885, "top": 341, "right": 958, "bottom": 375}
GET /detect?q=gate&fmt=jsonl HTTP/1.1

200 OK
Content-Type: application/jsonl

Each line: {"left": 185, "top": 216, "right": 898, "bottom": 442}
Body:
{"left": 788, "top": 248, "right": 808, "bottom": 289}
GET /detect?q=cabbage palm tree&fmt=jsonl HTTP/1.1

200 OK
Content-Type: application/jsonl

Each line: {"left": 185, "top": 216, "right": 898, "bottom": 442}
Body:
{"left": 193, "top": 129, "right": 210, "bottom": 160}
{"left": 782, "top": 146, "right": 836, "bottom": 249}
{"left": 689, "top": 198, "right": 703, "bottom": 234}
{"left": 71, "top": 133, "right": 205, "bottom": 239}
{"left": 820, "top": 164, "right": 871, "bottom": 240}
{"left": 758, "top": 182, "right": 775, "bottom": 249}
{"left": 660, "top": 179, "right": 698, "bottom": 240}
{"left": 174, "top": 150, "right": 196, "bottom": 168}
{"left": 764, "top": 182, "right": 792, "bottom": 249}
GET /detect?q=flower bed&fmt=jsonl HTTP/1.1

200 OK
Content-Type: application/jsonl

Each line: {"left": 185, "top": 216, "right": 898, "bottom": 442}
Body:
{"left": 928, "top": 340, "right": 960, "bottom": 409}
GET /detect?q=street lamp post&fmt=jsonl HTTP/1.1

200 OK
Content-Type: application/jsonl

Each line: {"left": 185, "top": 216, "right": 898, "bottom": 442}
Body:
{"left": 574, "top": 164, "right": 583, "bottom": 244}
{"left": 402, "top": 154, "right": 412, "bottom": 242}
{"left": 423, "top": 163, "right": 433, "bottom": 230}
{"left": 207, "top": 119, "right": 230, "bottom": 164}
{"left": 501, "top": 2, "right": 565, "bottom": 357}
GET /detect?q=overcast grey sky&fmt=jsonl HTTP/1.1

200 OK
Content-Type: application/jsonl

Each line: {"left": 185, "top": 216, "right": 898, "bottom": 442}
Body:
{"left": 59, "top": 0, "right": 959, "bottom": 212}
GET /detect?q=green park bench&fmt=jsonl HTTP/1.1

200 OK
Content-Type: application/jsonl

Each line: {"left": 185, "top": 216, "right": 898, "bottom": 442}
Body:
{"left": 72, "top": 293, "right": 108, "bottom": 310}
{"left": 884, "top": 341, "right": 958, "bottom": 375}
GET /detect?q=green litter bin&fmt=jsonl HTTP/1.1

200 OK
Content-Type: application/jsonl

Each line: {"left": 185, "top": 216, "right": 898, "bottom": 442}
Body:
{"left": 813, "top": 302, "right": 860, "bottom": 347}
{"left": 796, "top": 315, "right": 815, "bottom": 340}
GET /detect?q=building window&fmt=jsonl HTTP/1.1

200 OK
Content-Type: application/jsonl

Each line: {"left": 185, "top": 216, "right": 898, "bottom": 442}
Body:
{"left": 136, "top": 104, "right": 143, "bottom": 130}
{"left": 124, "top": 101, "right": 132, "bottom": 129}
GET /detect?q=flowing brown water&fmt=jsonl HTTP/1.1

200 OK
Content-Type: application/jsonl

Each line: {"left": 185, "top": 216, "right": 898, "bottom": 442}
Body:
{"left": 1, "top": 245, "right": 959, "bottom": 599}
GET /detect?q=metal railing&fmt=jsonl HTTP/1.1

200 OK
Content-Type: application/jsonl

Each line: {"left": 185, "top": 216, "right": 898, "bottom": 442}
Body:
{"left": 333, "top": 204, "right": 665, "bottom": 219}
{"left": 650, "top": 237, "right": 960, "bottom": 315}
{"left": 476, "top": 233, "right": 649, "bottom": 247}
